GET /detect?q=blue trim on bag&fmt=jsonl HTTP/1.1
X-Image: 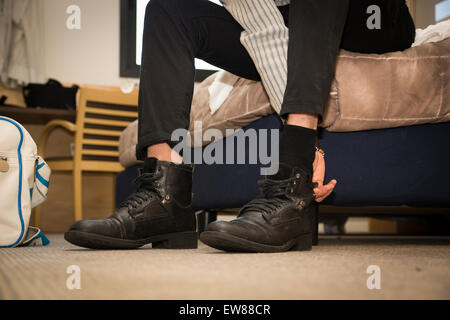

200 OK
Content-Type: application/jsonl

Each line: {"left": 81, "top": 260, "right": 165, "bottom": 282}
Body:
{"left": 0, "top": 117, "right": 25, "bottom": 248}
{"left": 37, "top": 162, "right": 45, "bottom": 170}
{"left": 19, "top": 230, "right": 50, "bottom": 247}
{"left": 36, "top": 170, "right": 49, "bottom": 188}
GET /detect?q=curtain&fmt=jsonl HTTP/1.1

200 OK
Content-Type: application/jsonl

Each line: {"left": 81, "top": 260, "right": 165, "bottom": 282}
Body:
{"left": 0, "top": 0, "right": 46, "bottom": 88}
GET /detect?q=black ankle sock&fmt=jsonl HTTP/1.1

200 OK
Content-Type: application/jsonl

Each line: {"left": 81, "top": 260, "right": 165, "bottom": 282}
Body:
{"left": 143, "top": 157, "right": 157, "bottom": 173}
{"left": 279, "top": 124, "right": 317, "bottom": 175}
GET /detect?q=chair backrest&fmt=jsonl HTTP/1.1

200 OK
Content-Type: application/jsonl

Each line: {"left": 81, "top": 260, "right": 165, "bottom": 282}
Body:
{"left": 74, "top": 86, "right": 139, "bottom": 172}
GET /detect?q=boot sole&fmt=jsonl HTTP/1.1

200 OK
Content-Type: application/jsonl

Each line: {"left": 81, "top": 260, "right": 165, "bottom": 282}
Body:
{"left": 200, "top": 231, "right": 312, "bottom": 253}
{"left": 64, "top": 230, "right": 198, "bottom": 250}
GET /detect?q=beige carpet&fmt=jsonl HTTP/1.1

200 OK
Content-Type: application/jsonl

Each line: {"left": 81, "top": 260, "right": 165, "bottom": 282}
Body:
{"left": 0, "top": 234, "right": 449, "bottom": 300}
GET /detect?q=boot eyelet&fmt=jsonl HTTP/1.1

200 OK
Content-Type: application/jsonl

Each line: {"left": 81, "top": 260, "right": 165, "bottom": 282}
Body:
{"left": 162, "top": 195, "right": 171, "bottom": 204}
{"left": 298, "top": 200, "right": 306, "bottom": 211}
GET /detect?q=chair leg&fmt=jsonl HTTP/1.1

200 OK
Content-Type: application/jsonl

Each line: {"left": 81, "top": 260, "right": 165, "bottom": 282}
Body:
{"left": 196, "top": 210, "right": 218, "bottom": 235}
{"left": 111, "top": 174, "right": 117, "bottom": 210}
{"left": 73, "top": 169, "right": 83, "bottom": 221}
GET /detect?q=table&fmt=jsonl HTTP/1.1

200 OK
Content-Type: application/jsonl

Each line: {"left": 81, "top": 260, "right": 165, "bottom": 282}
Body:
{"left": 0, "top": 106, "right": 76, "bottom": 125}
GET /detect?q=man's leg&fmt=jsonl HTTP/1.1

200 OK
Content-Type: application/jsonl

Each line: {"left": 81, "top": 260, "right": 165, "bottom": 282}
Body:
{"left": 278, "top": 0, "right": 349, "bottom": 204}
{"left": 280, "top": 0, "right": 350, "bottom": 171}
{"left": 200, "top": 1, "right": 350, "bottom": 253}
{"left": 64, "top": 0, "right": 264, "bottom": 249}
{"left": 201, "top": 0, "right": 417, "bottom": 253}
{"left": 280, "top": 0, "right": 414, "bottom": 200}
{"left": 137, "top": 0, "right": 261, "bottom": 163}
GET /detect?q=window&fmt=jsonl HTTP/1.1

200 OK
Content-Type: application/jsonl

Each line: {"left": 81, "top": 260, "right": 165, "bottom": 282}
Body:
{"left": 120, "top": 0, "right": 222, "bottom": 81}
{"left": 435, "top": 0, "right": 450, "bottom": 22}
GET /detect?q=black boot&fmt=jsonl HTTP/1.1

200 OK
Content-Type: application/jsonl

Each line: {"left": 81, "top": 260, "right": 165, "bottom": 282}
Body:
{"left": 64, "top": 158, "right": 197, "bottom": 249}
{"left": 200, "top": 164, "right": 316, "bottom": 252}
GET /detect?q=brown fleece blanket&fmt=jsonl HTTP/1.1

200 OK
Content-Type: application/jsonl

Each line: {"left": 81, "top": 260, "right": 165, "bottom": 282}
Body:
{"left": 191, "top": 38, "right": 449, "bottom": 134}
{"left": 323, "top": 38, "right": 450, "bottom": 131}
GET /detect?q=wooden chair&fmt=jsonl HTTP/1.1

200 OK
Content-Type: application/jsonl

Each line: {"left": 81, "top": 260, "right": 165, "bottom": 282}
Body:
{"left": 34, "top": 86, "right": 139, "bottom": 226}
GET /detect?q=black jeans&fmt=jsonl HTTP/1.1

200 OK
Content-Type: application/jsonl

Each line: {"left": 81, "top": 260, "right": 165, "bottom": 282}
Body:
{"left": 137, "top": 0, "right": 415, "bottom": 160}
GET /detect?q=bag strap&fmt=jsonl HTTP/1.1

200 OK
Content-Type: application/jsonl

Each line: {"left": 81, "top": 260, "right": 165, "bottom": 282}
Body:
{"left": 31, "top": 156, "right": 51, "bottom": 208}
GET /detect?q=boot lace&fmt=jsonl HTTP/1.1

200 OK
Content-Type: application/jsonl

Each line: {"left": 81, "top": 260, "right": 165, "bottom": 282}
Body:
{"left": 239, "top": 178, "right": 296, "bottom": 216}
{"left": 120, "top": 171, "right": 163, "bottom": 210}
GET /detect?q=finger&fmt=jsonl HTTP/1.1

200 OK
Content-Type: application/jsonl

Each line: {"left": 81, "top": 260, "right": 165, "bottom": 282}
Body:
{"left": 315, "top": 180, "right": 337, "bottom": 202}
{"left": 317, "top": 188, "right": 333, "bottom": 202}
{"left": 316, "top": 189, "right": 335, "bottom": 202}
{"left": 315, "top": 188, "right": 330, "bottom": 202}
{"left": 316, "top": 189, "right": 332, "bottom": 202}
{"left": 321, "top": 181, "right": 337, "bottom": 196}
{"left": 313, "top": 179, "right": 336, "bottom": 195}
{"left": 314, "top": 186, "right": 328, "bottom": 200}
{"left": 312, "top": 175, "right": 336, "bottom": 189}
{"left": 323, "top": 179, "right": 337, "bottom": 189}
{"left": 313, "top": 186, "right": 325, "bottom": 197}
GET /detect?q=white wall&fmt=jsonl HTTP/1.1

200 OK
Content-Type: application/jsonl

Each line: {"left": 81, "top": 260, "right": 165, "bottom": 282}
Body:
{"left": 43, "top": 0, "right": 122, "bottom": 86}
{"left": 40, "top": 0, "right": 444, "bottom": 87}
{"left": 415, "top": 0, "right": 443, "bottom": 29}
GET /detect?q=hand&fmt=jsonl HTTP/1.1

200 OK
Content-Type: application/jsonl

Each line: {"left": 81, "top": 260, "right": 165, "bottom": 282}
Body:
{"left": 312, "top": 149, "right": 337, "bottom": 202}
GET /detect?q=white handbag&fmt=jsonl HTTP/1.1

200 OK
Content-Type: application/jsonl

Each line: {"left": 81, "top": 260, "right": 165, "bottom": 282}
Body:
{"left": 0, "top": 116, "right": 51, "bottom": 247}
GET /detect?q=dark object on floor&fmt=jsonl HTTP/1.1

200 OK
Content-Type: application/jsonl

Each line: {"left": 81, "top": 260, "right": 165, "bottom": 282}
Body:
{"left": 322, "top": 217, "right": 348, "bottom": 235}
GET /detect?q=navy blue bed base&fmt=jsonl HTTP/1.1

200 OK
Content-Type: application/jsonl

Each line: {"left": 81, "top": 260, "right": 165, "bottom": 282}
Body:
{"left": 116, "top": 115, "right": 450, "bottom": 210}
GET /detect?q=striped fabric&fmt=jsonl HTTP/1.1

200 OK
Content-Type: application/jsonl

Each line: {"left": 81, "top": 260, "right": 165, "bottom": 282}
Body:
{"left": 275, "top": 0, "right": 290, "bottom": 6}
{"left": 220, "top": 0, "right": 290, "bottom": 113}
